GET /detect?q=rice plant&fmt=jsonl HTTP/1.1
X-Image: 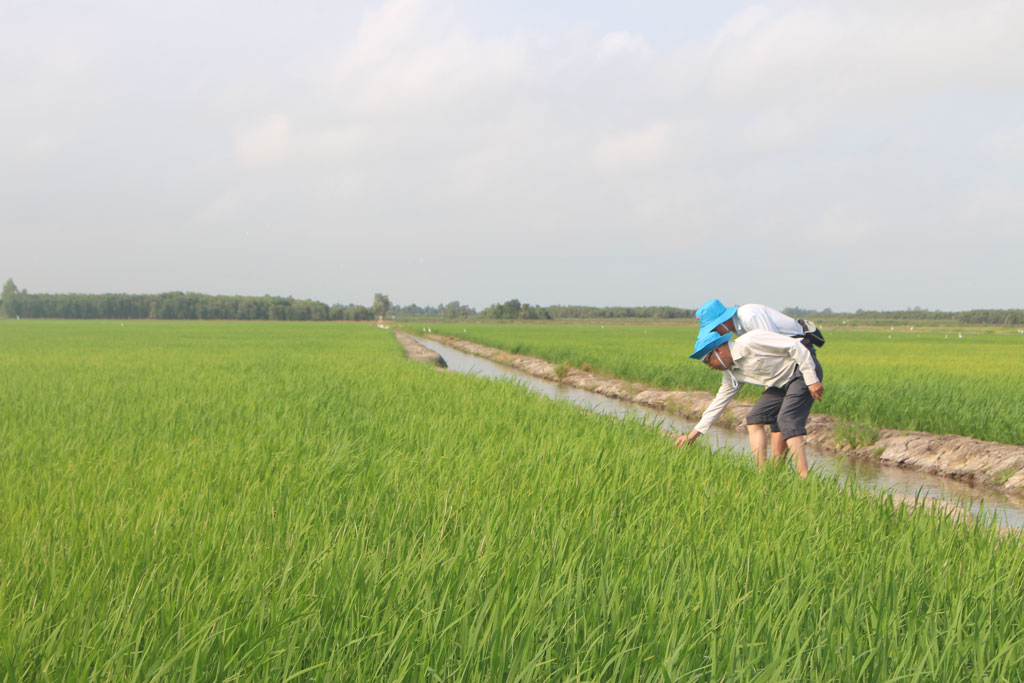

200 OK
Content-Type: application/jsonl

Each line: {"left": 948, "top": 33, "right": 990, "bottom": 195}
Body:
{"left": 1, "top": 320, "right": 1022, "bottom": 680}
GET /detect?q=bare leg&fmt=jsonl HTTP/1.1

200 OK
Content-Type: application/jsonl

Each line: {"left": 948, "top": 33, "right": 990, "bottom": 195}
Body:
{"left": 786, "top": 435, "right": 809, "bottom": 479}
{"left": 771, "top": 431, "right": 788, "bottom": 462}
{"left": 748, "top": 424, "right": 767, "bottom": 470}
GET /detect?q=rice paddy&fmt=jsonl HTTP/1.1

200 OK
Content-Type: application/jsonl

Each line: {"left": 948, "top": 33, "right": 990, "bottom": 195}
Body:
{"left": 2, "top": 320, "right": 1023, "bottom": 680}
{"left": 425, "top": 323, "right": 1024, "bottom": 447}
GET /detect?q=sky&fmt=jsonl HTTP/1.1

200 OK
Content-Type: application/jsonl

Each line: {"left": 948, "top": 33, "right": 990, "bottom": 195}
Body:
{"left": 3, "top": 0, "right": 1024, "bottom": 312}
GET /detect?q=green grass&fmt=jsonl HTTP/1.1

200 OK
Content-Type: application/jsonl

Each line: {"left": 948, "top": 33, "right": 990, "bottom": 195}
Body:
{"left": 833, "top": 421, "right": 882, "bottom": 450}
{"left": 423, "top": 322, "right": 1024, "bottom": 447}
{"left": 2, "top": 320, "right": 1024, "bottom": 680}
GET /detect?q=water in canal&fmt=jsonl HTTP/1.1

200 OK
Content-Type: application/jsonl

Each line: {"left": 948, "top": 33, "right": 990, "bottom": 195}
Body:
{"left": 418, "top": 337, "right": 1024, "bottom": 529}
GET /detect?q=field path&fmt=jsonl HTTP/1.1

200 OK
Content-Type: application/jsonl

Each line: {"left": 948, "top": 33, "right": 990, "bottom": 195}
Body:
{"left": 395, "top": 331, "right": 447, "bottom": 367}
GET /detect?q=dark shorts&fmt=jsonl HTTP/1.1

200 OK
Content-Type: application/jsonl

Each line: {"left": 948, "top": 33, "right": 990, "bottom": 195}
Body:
{"left": 745, "top": 352, "right": 823, "bottom": 441}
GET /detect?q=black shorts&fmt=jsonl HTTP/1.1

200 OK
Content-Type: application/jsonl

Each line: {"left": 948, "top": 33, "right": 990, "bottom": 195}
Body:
{"left": 745, "top": 353, "right": 822, "bottom": 441}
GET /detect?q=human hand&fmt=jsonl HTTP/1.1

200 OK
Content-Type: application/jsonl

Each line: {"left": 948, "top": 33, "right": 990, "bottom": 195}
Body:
{"left": 675, "top": 430, "right": 701, "bottom": 447}
{"left": 808, "top": 382, "right": 824, "bottom": 401}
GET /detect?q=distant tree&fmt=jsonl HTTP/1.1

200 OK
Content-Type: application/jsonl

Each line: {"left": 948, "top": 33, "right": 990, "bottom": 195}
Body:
{"left": 520, "top": 303, "right": 542, "bottom": 319}
{"left": 349, "top": 305, "right": 374, "bottom": 321}
{"left": 2, "top": 278, "right": 20, "bottom": 318}
{"left": 441, "top": 300, "right": 464, "bottom": 318}
{"left": 372, "top": 293, "right": 392, "bottom": 319}
{"left": 501, "top": 299, "right": 522, "bottom": 318}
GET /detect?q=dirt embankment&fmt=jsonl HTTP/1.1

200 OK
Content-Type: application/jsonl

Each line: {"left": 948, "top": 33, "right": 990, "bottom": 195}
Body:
{"left": 395, "top": 332, "right": 447, "bottom": 368}
{"left": 423, "top": 333, "right": 1024, "bottom": 493}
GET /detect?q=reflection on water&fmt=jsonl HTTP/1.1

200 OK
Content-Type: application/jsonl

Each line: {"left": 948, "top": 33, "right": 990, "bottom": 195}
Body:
{"left": 419, "top": 337, "right": 1024, "bottom": 529}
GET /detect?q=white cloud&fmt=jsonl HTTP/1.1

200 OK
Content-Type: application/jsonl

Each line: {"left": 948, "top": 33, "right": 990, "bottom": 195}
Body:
{"left": 707, "top": 2, "right": 1024, "bottom": 108}
{"left": 808, "top": 204, "right": 883, "bottom": 249}
{"left": 234, "top": 114, "right": 370, "bottom": 169}
{"left": 982, "top": 125, "right": 1024, "bottom": 162}
{"left": 325, "top": 0, "right": 527, "bottom": 116}
{"left": 334, "top": 0, "right": 429, "bottom": 76}
{"left": 234, "top": 114, "right": 293, "bottom": 168}
{"left": 596, "top": 31, "right": 653, "bottom": 63}
{"left": 709, "top": 5, "right": 840, "bottom": 100}
{"left": 738, "top": 108, "right": 807, "bottom": 153}
{"left": 344, "top": 34, "right": 527, "bottom": 115}
{"left": 592, "top": 123, "right": 672, "bottom": 173}
{"left": 6, "top": 0, "right": 1024, "bottom": 310}
{"left": 957, "top": 182, "right": 1024, "bottom": 237}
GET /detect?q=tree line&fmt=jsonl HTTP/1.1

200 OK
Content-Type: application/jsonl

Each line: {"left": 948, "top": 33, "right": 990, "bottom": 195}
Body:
{"left": 3, "top": 279, "right": 1021, "bottom": 325}
{"left": 480, "top": 299, "right": 695, "bottom": 320}
{"left": 1, "top": 279, "right": 376, "bottom": 321}
{"left": 391, "top": 300, "right": 477, "bottom": 318}
{"left": 784, "top": 305, "right": 1024, "bottom": 326}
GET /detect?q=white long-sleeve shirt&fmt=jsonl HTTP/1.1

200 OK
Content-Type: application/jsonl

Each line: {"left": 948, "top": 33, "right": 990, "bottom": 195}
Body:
{"left": 733, "top": 304, "right": 803, "bottom": 337}
{"left": 693, "top": 330, "right": 820, "bottom": 434}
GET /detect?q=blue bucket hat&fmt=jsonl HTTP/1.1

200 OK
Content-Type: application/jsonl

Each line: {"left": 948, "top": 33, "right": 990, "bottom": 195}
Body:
{"left": 695, "top": 298, "right": 738, "bottom": 332}
{"left": 690, "top": 329, "right": 730, "bottom": 360}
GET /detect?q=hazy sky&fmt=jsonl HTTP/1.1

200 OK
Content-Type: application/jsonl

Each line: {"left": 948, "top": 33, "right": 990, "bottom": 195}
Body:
{"left": 4, "top": 0, "right": 1023, "bottom": 312}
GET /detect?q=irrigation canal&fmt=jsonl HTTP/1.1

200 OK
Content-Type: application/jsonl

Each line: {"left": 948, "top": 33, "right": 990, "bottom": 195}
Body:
{"left": 418, "top": 337, "right": 1024, "bottom": 530}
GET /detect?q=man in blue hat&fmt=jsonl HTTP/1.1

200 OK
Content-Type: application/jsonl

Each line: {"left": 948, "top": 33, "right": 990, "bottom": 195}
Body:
{"left": 674, "top": 327, "right": 823, "bottom": 478}
{"left": 693, "top": 299, "right": 825, "bottom": 460}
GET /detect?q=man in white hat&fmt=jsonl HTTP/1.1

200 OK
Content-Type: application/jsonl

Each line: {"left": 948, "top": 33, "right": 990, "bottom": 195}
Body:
{"left": 675, "top": 328, "right": 823, "bottom": 478}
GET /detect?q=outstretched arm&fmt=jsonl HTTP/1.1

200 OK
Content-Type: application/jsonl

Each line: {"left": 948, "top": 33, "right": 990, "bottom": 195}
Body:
{"left": 676, "top": 377, "right": 743, "bottom": 447}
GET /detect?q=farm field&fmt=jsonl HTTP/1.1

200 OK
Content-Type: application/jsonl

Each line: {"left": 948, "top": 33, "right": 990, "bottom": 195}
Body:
{"left": 423, "top": 323, "right": 1024, "bottom": 447}
{"left": 3, "top": 320, "right": 1024, "bottom": 680}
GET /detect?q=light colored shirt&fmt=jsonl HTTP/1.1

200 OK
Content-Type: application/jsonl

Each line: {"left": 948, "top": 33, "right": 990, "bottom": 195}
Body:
{"left": 733, "top": 304, "right": 803, "bottom": 337}
{"left": 693, "top": 330, "right": 820, "bottom": 434}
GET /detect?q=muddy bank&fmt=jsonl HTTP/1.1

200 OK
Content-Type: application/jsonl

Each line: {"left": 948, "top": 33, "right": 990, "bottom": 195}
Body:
{"left": 395, "top": 332, "right": 447, "bottom": 368}
{"left": 423, "top": 333, "right": 1024, "bottom": 493}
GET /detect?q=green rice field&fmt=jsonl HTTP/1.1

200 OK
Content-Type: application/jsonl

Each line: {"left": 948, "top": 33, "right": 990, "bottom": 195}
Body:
{"left": 2, "top": 320, "right": 1024, "bottom": 680}
{"left": 425, "top": 323, "right": 1024, "bottom": 447}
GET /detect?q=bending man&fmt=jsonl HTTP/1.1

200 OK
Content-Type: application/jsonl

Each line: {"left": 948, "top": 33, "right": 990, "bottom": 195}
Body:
{"left": 674, "top": 328, "right": 824, "bottom": 478}
{"left": 694, "top": 298, "right": 824, "bottom": 459}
